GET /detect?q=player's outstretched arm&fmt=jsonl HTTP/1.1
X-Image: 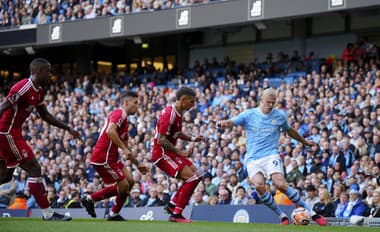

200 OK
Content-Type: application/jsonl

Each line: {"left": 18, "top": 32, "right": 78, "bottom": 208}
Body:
{"left": 36, "top": 105, "right": 83, "bottom": 142}
{"left": 287, "top": 127, "right": 314, "bottom": 146}
{"left": 178, "top": 132, "right": 205, "bottom": 142}
{"left": 216, "top": 119, "right": 234, "bottom": 128}
{"left": 158, "top": 134, "right": 190, "bottom": 157}
{"left": 0, "top": 99, "right": 11, "bottom": 118}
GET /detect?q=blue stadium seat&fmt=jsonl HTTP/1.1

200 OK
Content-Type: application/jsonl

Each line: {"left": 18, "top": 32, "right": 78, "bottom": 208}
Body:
{"left": 231, "top": 66, "right": 239, "bottom": 74}
{"left": 166, "top": 80, "right": 175, "bottom": 88}
{"left": 287, "top": 72, "right": 306, "bottom": 81}
{"left": 283, "top": 76, "right": 294, "bottom": 84}
{"left": 124, "top": 75, "right": 131, "bottom": 84}
{"left": 304, "top": 59, "right": 321, "bottom": 72}
{"left": 259, "top": 63, "right": 269, "bottom": 71}
{"left": 184, "top": 70, "right": 196, "bottom": 79}
{"left": 276, "top": 62, "right": 288, "bottom": 72}
{"left": 156, "top": 85, "right": 166, "bottom": 89}
{"left": 216, "top": 76, "right": 225, "bottom": 83}
{"left": 138, "top": 73, "right": 153, "bottom": 82}
{"left": 268, "top": 77, "right": 283, "bottom": 88}
{"left": 209, "top": 68, "right": 225, "bottom": 77}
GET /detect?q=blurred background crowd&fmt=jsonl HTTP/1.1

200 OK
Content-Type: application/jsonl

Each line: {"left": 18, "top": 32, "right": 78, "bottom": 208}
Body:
{"left": 0, "top": 0, "right": 221, "bottom": 27}
{"left": 0, "top": 39, "right": 380, "bottom": 219}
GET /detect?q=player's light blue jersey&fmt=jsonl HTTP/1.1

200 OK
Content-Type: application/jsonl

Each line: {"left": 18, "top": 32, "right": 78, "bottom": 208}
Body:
{"left": 232, "top": 107, "right": 290, "bottom": 163}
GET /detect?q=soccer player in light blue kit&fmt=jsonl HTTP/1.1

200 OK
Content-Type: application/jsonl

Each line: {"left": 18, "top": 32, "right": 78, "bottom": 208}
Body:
{"left": 217, "top": 88, "right": 327, "bottom": 226}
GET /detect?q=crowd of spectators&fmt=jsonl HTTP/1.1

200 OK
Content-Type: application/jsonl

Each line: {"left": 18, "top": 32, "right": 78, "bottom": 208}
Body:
{"left": 0, "top": 42, "right": 380, "bottom": 220}
{"left": 0, "top": 0, "right": 220, "bottom": 28}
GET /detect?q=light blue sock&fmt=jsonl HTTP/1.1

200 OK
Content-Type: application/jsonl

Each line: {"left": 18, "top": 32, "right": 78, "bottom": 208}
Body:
{"left": 259, "top": 191, "right": 285, "bottom": 218}
{"left": 285, "top": 186, "right": 315, "bottom": 215}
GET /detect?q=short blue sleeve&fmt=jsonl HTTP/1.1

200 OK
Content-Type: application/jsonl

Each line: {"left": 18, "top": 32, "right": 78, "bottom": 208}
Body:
{"left": 232, "top": 110, "right": 250, "bottom": 126}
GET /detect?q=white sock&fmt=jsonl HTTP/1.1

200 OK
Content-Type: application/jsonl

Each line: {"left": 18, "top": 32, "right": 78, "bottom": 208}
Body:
{"left": 42, "top": 208, "right": 54, "bottom": 219}
{"left": 309, "top": 210, "right": 316, "bottom": 217}
{"left": 109, "top": 211, "right": 118, "bottom": 217}
{"left": 279, "top": 212, "right": 287, "bottom": 219}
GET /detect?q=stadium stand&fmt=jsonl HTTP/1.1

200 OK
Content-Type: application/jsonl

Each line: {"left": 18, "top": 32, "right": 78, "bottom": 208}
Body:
{"left": 0, "top": 48, "right": 379, "bottom": 218}
{"left": 0, "top": 0, "right": 379, "bottom": 226}
{"left": 0, "top": 0, "right": 222, "bottom": 28}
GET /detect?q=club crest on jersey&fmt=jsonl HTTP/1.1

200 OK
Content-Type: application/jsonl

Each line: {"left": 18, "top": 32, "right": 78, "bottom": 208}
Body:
{"left": 117, "top": 118, "right": 123, "bottom": 127}
{"left": 22, "top": 149, "right": 28, "bottom": 158}
{"left": 271, "top": 120, "right": 277, "bottom": 125}
{"left": 11, "top": 93, "right": 20, "bottom": 103}
{"left": 175, "top": 157, "right": 183, "bottom": 164}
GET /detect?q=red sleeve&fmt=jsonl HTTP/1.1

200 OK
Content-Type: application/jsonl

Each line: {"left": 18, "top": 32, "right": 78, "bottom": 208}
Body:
{"left": 6, "top": 80, "right": 28, "bottom": 105}
{"left": 109, "top": 109, "right": 124, "bottom": 128}
{"left": 158, "top": 107, "right": 172, "bottom": 136}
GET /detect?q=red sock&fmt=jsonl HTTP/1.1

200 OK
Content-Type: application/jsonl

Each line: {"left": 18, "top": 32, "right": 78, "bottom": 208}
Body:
{"left": 111, "top": 192, "right": 128, "bottom": 214}
{"left": 173, "top": 175, "right": 201, "bottom": 215}
{"left": 91, "top": 185, "right": 118, "bottom": 202}
{"left": 171, "top": 191, "right": 178, "bottom": 206}
{"left": 28, "top": 177, "right": 49, "bottom": 209}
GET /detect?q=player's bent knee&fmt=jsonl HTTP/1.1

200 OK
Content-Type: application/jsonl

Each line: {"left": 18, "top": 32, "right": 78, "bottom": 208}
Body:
{"left": 118, "top": 180, "right": 130, "bottom": 194}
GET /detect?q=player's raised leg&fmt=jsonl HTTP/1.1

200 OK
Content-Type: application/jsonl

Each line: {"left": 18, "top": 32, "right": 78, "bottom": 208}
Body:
{"left": 253, "top": 172, "right": 289, "bottom": 225}
{"left": 272, "top": 173, "right": 327, "bottom": 226}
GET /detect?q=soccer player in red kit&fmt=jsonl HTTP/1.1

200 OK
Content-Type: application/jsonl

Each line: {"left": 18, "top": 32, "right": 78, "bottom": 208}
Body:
{"left": 81, "top": 91, "right": 148, "bottom": 221}
{"left": 152, "top": 87, "right": 205, "bottom": 223}
{"left": 0, "top": 58, "right": 82, "bottom": 221}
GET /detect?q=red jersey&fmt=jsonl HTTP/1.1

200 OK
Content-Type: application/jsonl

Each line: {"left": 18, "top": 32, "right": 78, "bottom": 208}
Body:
{"left": 152, "top": 105, "right": 182, "bottom": 159}
{"left": 0, "top": 78, "right": 44, "bottom": 135}
{"left": 91, "top": 109, "right": 129, "bottom": 165}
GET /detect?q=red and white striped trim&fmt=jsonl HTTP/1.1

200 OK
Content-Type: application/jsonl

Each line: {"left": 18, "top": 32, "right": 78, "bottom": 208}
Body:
{"left": 168, "top": 107, "right": 176, "bottom": 135}
{"left": 104, "top": 163, "right": 119, "bottom": 180}
{"left": 185, "top": 174, "right": 199, "bottom": 183}
{"left": 6, "top": 134, "right": 22, "bottom": 161}
{"left": 19, "top": 81, "right": 32, "bottom": 94}
{"left": 105, "top": 140, "right": 113, "bottom": 163}
{"left": 28, "top": 78, "right": 40, "bottom": 92}
{"left": 27, "top": 177, "right": 43, "bottom": 183}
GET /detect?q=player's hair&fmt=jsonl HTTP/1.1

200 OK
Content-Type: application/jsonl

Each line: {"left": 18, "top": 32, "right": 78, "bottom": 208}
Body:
{"left": 258, "top": 88, "right": 278, "bottom": 107}
{"left": 261, "top": 88, "right": 277, "bottom": 99}
{"left": 176, "top": 87, "right": 196, "bottom": 100}
{"left": 30, "top": 58, "right": 50, "bottom": 72}
{"left": 119, "top": 91, "right": 138, "bottom": 104}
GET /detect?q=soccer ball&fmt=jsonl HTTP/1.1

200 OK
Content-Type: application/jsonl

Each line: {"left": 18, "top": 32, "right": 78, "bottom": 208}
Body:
{"left": 291, "top": 207, "right": 311, "bottom": 225}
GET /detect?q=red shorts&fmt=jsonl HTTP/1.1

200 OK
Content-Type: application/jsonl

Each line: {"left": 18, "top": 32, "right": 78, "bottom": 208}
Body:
{"left": 0, "top": 134, "right": 34, "bottom": 168}
{"left": 92, "top": 160, "right": 125, "bottom": 185}
{"left": 152, "top": 149, "right": 193, "bottom": 178}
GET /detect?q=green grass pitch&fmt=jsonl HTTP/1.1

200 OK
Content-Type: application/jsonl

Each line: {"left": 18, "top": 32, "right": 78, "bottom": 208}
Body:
{"left": 0, "top": 218, "right": 378, "bottom": 232}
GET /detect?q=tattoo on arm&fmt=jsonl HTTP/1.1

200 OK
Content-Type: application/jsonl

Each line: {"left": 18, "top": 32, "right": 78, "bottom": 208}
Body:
{"left": 178, "top": 132, "right": 192, "bottom": 141}
{"left": 158, "top": 135, "right": 180, "bottom": 154}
